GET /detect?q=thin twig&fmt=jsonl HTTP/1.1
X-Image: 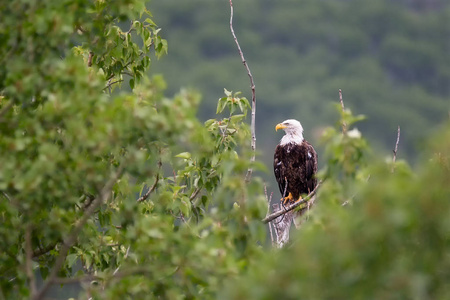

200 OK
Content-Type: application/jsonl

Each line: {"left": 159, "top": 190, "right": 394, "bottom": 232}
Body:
{"left": 1, "top": 191, "right": 12, "bottom": 201}
{"left": 219, "top": 112, "right": 233, "bottom": 145}
{"left": 339, "top": 89, "right": 346, "bottom": 134}
{"left": 25, "top": 224, "right": 37, "bottom": 298}
{"left": 339, "top": 89, "right": 345, "bottom": 111}
{"left": 189, "top": 188, "right": 201, "bottom": 201}
{"left": 103, "top": 80, "right": 124, "bottom": 91}
{"left": 113, "top": 245, "right": 131, "bottom": 275}
{"left": 126, "top": 21, "right": 134, "bottom": 35}
{"left": 393, "top": 125, "right": 400, "bottom": 164}
{"left": 87, "top": 51, "right": 94, "bottom": 67}
{"left": 392, "top": 126, "right": 400, "bottom": 172}
{"left": 107, "top": 73, "right": 115, "bottom": 81}
{"left": 275, "top": 178, "right": 290, "bottom": 224}
{"left": 262, "top": 181, "right": 321, "bottom": 224}
{"left": 282, "top": 177, "right": 288, "bottom": 200}
{"left": 33, "top": 166, "right": 124, "bottom": 300}
{"left": 137, "top": 156, "right": 162, "bottom": 202}
{"left": 264, "top": 185, "right": 275, "bottom": 246}
{"left": 52, "top": 266, "right": 151, "bottom": 286}
{"left": 52, "top": 274, "right": 99, "bottom": 285}
{"left": 137, "top": 161, "right": 161, "bottom": 203}
{"left": 82, "top": 194, "right": 96, "bottom": 210}
{"left": 228, "top": 0, "right": 256, "bottom": 184}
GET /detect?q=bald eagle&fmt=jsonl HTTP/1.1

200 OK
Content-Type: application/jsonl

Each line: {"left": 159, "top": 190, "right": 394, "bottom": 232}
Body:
{"left": 274, "top": 119, "right": 318, "bottom": 204}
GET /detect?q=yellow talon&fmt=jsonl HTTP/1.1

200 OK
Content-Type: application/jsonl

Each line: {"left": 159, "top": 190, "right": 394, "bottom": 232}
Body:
{"left": 281, "top": 193, "right": 294, "bottom": 205}
{"left": 281, "top": 194, "right": 304, "bottom": 206}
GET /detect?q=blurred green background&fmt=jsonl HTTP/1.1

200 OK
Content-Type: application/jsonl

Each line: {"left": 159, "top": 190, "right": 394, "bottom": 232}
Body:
{"left": 149, "top": 0, "right": 449, "bottom": 187}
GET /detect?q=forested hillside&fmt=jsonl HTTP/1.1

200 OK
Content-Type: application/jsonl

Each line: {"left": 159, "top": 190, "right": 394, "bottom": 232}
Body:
{"left": 150, "top": 0, "right": 449, "bottom": 168}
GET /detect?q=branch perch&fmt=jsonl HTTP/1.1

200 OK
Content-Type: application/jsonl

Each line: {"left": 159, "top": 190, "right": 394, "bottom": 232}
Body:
{"left": 270, "top": 203, "right": 295, "bottom": 248}
{"left": 228, "top": 0, "right": 256, "bottom": 183}
{"left": 262, "top": 181, "right": 321, "bottom": 224}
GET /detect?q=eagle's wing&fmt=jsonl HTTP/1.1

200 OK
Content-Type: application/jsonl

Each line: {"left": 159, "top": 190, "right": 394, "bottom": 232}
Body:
{"left": 274, "top": 145, "right": 287, "bottom": 197}
{"left": 304, "top": 142, "right": 318, "bottom": 193}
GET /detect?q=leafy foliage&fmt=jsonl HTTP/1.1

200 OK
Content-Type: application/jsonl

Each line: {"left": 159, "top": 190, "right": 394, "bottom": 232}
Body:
{"left": 1, "top": 1, "right": 449, "bottom": 299}
{"left": 220, "top": 112, "right": 450, "bottom": 300}
{"left": 0, "top": 1, "right": 265, "bottom": 299}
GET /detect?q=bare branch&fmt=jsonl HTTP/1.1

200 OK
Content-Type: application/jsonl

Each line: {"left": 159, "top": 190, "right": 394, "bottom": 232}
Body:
{"left": 339, "top": 89, "right": 347, "bottom": 134}
{"left": 137, "top": 157, "right": 162, "bottom": 202}
{"left": 1, "top": 191, "right": 12, "bottom": 201}
{"left": 52, "top": 274, "right": 99, "bottom": 285}
{"left": 136, "top": 174, "right": 159, "bottom": 202}
{"left": 339, "top": 88, "right": 345, "bottom": 111}
{"left": 87, "top": 51, "right": 94, "bottom": 67}
{"left": 393, "top": 125, "right": 400, "bottom": 164}
{"left": 112, "top": 245, "right": 131, "bottom": 276}
{"left": 103, "top": 79, "right": 124, "bottom": 91}
{"left": 52, "top": 266, "right": 154, "bottom": 287}
{"left": 219, "top": 111, "right": 233, "bottom": 145}
{"left": 189, "top": 187, "right": 201, "bottom": 202}
{"left": 34, "top": 166, "right": 124, "bottom": 300}
{"left": 126, "top": 20, "right": 134, "bottom": 35}
{"left": 228, "top": 0, "right": 256, "bottom": 184}
{"left": 264, "top": 185, "right": 275, "bottom": 246}
{"left": 81, "top": 192, "right": 96, "bottom": 210}
{"left": 271, "top": 203, "right": 294, "bottom": 248}
{"left": 262, "top": 181, "right": 321, "bottom": 224}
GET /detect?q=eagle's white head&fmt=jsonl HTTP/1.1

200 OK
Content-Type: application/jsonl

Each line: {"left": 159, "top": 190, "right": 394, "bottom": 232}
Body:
{"left": 275, "top": 119, "right": 304, "bottom": 145}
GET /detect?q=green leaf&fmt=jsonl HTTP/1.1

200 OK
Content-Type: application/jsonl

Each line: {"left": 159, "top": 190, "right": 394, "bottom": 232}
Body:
{"left": 180, "top": 197, "right": 191, "bottom": 218}
{"left": 176, "top": 152, "right": 191, "bottom": 159}
{"left": 144, "top": 18, "right": 156, "bottom": 26}
{"left": 230, "top": 114, "right": 245, "bottom": 123}
{"left": 216, "top": 97, "right": 228, "bottom": 114}
{"left": 66, "top": 254, "right": 78, "bottom": 268}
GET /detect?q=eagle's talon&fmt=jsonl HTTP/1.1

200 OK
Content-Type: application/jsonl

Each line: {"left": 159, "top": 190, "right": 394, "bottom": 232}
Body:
{"left": 281, "top": 192, "right": 294, "bottom": 205}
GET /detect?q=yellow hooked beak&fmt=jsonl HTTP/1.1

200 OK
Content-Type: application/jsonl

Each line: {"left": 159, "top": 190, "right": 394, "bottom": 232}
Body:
{"left": 275, "top": 123, "right": 287, "bottom": 131}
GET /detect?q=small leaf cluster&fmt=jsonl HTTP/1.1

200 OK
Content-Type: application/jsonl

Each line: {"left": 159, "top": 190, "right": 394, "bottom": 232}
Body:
{"left": 0, "top": 0, "right": 167, "bottom": 107}
{"left": 321, "top": 103, "right": 368, "bottom": 178}
{"left": 207, "top": 89, "right": 251, "bottom": 151}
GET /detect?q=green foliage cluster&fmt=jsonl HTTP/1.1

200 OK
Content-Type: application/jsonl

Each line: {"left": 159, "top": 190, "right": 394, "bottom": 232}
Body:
{"left": 0, "top": 1, "right": 265, "bottom": 299}
{"left": 150, "top": 0, "right": 450, "bottom": 162}
{"left": 220, "top": 110, "right": 450, "bottom": 300}
{"left": 1, "top": 1, "right": 449, "bottom": 299}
